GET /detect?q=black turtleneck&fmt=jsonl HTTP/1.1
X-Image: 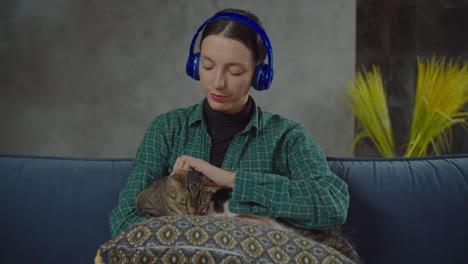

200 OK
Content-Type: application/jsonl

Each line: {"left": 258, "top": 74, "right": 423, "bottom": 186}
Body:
{"left": 203, "top": 97, "right": 254, "bottom": 167}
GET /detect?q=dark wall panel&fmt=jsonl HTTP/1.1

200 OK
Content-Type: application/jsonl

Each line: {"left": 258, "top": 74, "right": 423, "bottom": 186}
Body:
{"left": 355, "top": 0, "right": 468, "bottom": 156}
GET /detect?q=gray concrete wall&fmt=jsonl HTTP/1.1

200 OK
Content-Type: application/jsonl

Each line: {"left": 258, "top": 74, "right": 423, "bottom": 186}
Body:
{"left": 0, "top": 0, "right": 356, "bottom": 158}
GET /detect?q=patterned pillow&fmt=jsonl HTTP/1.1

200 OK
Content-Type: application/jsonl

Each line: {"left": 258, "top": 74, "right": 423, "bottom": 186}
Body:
{"left": 100, "top": 215, "right": 355, "bottom": 264}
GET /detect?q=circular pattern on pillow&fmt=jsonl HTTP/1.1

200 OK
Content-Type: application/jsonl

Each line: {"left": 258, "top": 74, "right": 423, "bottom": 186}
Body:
{"left": 101, "top": 215, "right": 355, "bottom": 264}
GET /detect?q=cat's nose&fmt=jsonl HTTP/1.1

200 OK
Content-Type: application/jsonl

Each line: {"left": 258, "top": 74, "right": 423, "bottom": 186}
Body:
{"left": 187, "top": 207, "right": 196, "bottom": 215}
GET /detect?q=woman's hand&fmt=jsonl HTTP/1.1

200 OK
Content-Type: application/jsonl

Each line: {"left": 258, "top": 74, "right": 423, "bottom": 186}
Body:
{"left": 171, "top": 155, "right": 235, "bottom": 189}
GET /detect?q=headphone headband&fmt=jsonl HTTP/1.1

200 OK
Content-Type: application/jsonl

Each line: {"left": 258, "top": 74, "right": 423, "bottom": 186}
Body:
{"left": 186, "top": 12, "right": 274, "bottom": 91}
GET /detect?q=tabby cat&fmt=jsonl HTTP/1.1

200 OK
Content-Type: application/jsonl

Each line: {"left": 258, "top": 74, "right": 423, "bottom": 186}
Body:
{"left": 136, "top": 170, "right": 363, "bottom": 263}
{"left": 136, "top": 170, "right": 218, "bottom": 217}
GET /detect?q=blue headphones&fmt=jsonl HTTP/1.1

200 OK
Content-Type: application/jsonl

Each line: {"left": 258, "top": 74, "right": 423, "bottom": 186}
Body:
{"left": 186, "top": 12, "right": 274, "bottom": 91}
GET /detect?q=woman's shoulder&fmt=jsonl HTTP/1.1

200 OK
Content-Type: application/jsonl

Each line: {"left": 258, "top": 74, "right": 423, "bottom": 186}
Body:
{"left": 258, "top": 107, "right": 303, "bottom": 130}
{"left": 257, "top": 108, "right": 318, "bottom": 146}
{"left": 159, "top": 104, "right": 198, "bottom": 118}
{"left": 148, "top": 102, "right": 202, "bottom": 128}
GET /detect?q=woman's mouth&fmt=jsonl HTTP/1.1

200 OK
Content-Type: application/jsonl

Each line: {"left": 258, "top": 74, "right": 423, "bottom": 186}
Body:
{"left": 210, "top": 93, "right": 226, "bottom": 102}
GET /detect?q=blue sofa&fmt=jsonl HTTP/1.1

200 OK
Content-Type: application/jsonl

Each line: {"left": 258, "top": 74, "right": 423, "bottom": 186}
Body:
{"left": 1, "top": 154, "right": 467, "bottom": 264}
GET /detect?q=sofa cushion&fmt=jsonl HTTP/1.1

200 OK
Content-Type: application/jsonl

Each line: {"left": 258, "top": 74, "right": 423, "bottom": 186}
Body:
{"left": 328, "top": 155, "right": 468, "bottom": 264}
{"left": 100, "top": 215, "right": 355, "bottom": 264}
{"left": 0, "top": 155, "right": 133, "bottom": 264}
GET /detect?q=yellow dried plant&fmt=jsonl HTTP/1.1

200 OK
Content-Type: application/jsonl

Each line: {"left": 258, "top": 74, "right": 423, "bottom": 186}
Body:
{"left": 346, "top": 65, "right": 396, "bottom": 157}
{"left": 404, "top": 56, "right": 468, "bottom": 157}
{"left": 346, "top": 56, "right": 468, "bottom": 157}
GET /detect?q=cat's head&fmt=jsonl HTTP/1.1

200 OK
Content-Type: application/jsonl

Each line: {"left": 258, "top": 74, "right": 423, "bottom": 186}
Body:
{"left": 166, "top": 170, "right": 221, "bottom": 215}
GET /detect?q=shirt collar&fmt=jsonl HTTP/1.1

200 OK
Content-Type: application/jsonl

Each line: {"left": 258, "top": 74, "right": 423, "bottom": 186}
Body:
{"left": 188, "top": 99, "right": 205, "bottom": 126}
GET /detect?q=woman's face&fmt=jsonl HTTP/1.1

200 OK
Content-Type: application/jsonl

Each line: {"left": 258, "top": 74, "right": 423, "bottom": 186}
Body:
{"left": 199, "top": 35, "right": 255, "bottom": 114}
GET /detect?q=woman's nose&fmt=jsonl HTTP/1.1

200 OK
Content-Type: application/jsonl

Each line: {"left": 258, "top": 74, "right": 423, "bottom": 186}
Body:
{"left": 213, "top": 70, "right": 225, "bottom": 89}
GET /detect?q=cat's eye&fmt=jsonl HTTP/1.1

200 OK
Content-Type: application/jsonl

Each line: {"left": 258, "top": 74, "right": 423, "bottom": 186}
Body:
{"left": 178, "top": 201, "right": 186, "bottom": 206}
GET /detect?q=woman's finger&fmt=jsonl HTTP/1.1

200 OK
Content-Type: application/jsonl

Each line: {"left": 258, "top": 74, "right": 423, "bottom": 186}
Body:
{"left": 172, "top": 155, "right": 197, "bottom": 173}
{"left": 173, "top": 155, "right": 188, "bottom": 170}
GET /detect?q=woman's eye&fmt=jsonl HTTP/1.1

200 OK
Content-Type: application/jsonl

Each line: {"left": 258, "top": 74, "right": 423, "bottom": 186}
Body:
{"left": 228, "top": 67, "right": 244, "bottom": 76}
{"left": 202, "top": 65, "right": 213, "bottom": 71}
{"left": 229, "top": 71, "right": 242, "bottom": 76}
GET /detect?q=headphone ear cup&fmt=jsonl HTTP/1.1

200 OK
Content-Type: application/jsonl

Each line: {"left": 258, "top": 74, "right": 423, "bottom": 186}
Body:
{"left": 186, "top": 52, "right": 201, "bottom": 80}
{"left": 252, "top": 63, "right": 273, "bottom": 91}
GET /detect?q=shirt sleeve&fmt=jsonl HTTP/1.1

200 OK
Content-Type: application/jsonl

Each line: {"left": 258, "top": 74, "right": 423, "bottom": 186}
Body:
{"left": 108, "top": 117, "right": 170, "bottom": 237}
{"left": 229, "top": 123, "right": 350, "bottom": 230}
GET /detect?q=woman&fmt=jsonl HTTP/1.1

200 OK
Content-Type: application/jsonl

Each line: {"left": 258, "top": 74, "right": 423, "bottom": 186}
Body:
{"left": 109, "top": 8, "right": 349, "bottom": 238}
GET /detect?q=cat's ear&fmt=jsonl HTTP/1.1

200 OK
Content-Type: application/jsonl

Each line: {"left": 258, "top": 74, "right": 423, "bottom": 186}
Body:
{"left": 202, "top": 177, "right": 221, "bottom": 193}
{"left": 167, "top": 174, "right": 182, "bottom": 191}
{"left": 203, "top": 186, "right": 222, "bottom": 193}
{"left": 169, "top": 171, "right": 187, "bottom": 184}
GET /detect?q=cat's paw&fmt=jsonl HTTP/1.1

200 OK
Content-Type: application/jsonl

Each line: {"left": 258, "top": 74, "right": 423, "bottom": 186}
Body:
{"left": 234, "top": 215, "right": 272, "bottom": 226}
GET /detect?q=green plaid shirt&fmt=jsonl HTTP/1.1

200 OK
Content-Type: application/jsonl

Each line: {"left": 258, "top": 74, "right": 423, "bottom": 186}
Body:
{"left": 109, "top": 99, "right": 349, "bottom": 237}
